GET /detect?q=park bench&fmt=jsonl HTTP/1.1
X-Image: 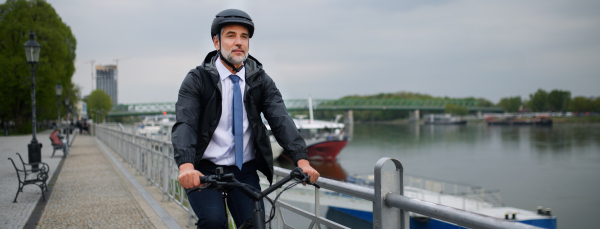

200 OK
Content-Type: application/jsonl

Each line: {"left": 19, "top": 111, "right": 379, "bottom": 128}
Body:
{"left": 7, "top": 152, "right": 49, "bottom": 203}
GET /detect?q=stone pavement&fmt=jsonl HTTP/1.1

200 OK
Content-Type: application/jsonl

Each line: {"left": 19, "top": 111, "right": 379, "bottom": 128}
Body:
{"left": 35, "top": 135, "right": 156, "bottom": 228}
{"left": 1, "top": 130, "right": 72, "bottom": 229}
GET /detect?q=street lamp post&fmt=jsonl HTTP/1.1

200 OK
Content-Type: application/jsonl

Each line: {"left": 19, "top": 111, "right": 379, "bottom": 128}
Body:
{"left": 24, "top": 31, "right": 42, "bottom": 169}
{"left": 56, "top": 82, "right": 62, "bottom": 133}
{"left": 65, "top": 96, "right": 70, "bottom": 148}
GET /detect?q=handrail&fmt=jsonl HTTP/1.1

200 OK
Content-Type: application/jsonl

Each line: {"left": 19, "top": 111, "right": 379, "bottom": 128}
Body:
{"left": 275, "top": 167, "right": 375, "bottom": 202}
{"left": 385, "top": 194, "right": 538, "bottom": 229}
{"left": 95, "top": 124, "right": 542, "bottom": 229}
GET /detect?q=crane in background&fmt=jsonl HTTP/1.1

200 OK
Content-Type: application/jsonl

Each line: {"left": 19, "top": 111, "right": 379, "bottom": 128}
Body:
{"left": 113, "top": 57, "right": 132, "bottom": 105}
{"left": 79, "top": 60, "right": 95, "bottom": 91}
{"left": 113, "top": 57, "right": 133, "bottom": 80}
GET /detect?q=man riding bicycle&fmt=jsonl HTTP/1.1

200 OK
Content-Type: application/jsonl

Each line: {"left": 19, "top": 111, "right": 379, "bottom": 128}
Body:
{"left": 172, "top": 9, "right": 320, "bottom": 229}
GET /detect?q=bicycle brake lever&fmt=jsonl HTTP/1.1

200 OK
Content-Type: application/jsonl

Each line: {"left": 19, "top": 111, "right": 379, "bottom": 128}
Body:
{"left": 185, "top": 182, "right": 214, "bottom": 194}
{"left": 302, "top": 176, "right": 320, "bottom": 189}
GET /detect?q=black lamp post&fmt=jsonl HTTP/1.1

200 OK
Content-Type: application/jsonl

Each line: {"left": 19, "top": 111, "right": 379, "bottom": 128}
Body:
{"left": 65, "top": 96, "right": 70, "bottom": 149}
{"left": 24, "top": 31, "right": 42, "bottom": 169}
{"left": 56, "top": 81, "right": 62, "bottom": 133}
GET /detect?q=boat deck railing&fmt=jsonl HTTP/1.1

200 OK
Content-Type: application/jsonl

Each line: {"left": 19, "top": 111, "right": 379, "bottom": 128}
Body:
{"left": 95, "top": 124, "right": 540, "bottom": 229}
{"left": 353, "top": 173, "right": 504, "bottom": 208}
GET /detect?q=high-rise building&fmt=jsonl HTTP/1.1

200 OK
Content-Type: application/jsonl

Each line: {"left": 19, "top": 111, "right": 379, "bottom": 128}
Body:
{"left": 96, "top": 65, "right": 118, "bottom": 105}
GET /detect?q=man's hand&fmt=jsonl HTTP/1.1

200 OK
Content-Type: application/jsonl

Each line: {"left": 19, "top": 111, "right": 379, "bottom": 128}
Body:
{"left": 297, "top": 159, "right": 320, "bottom": 185}
{"left": 178, "top": 163, "right": 204, "bottom": 189}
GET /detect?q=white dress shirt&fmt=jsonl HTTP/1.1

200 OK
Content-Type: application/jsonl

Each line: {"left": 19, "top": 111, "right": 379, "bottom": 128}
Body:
{"left": 202, "top": 57, "right": 255, "bottom": 165}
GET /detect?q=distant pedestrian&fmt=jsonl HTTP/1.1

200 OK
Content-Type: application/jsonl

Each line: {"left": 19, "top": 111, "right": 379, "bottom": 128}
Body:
{"left": 82, "top": 120, "right": 89, "bottom": 135}
{"left": 76, "top": 120, "right": 82, "bottom": 134}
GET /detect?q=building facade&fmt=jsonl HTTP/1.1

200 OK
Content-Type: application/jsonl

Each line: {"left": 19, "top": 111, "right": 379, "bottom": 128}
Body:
{"left": 96, "top": 65, "right": 118, "bottom": 105}
{"left": 76, "top": 101, "right": 88, "bottom": 119}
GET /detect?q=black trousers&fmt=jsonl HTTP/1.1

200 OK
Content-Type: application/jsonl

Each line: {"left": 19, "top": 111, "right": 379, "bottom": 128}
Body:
{"left": 187, "top": 159, "right": 265, "bottom": 229}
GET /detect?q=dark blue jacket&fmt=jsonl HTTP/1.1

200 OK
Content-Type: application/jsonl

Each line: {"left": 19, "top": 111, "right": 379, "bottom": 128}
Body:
{"left": 171, "top": 51, "right": 308, "bottom": 183}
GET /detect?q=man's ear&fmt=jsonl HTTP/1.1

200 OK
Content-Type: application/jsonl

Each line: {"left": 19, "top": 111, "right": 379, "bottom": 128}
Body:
{"left": 213, "top": 36, "right": 220, "bottom": 50}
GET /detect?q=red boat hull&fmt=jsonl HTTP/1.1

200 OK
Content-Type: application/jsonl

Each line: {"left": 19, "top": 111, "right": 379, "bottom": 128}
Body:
{"left": 306, "top": 140, "right": 348, "bottom": 161}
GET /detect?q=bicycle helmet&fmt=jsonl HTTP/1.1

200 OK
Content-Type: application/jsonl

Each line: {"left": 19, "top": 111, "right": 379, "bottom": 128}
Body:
{"left": 211, "top": 9, "right": 254, "bottom": 38}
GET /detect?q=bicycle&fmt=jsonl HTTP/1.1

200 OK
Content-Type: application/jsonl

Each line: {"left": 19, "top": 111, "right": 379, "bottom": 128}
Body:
{"left": 186, "top": 167, "right": 320, "bottom": 229}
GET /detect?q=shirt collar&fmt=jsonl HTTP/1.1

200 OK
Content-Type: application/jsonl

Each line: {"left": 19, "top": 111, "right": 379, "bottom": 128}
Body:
{"left": 216, "top": 56, "right": 245, "bottom": 83}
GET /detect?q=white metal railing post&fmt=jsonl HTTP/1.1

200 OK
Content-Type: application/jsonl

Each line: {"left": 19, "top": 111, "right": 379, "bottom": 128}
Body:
{"left": 161, "top": 143, "right": 170, "bottom": 202}
{"left": 188, "top": 204, "right": 196, "bottom": 227}
{"left": 136, "top": 143, "right": 140, "bottom": 175}
{"left": 373, "top": 157, "right": 405, "bottom": 229}
{"left": 315, "top": 186, "right": 321, "bottom": 229}
{"left": 147, "top": 145, "right": 153, "bottom": 186}
{"left": 276, "top": 175, "right": 283, "bottom": 229}
{"left": 130, "top": 135, "right": 133, "bottom": 161}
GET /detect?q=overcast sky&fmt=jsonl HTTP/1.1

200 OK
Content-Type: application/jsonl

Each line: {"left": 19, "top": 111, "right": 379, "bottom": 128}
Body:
{"left": 9, "top": 0, "right": 600, "bottom": 103}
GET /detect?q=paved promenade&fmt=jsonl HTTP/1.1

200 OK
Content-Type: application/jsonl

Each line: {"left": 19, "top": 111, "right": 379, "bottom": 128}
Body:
{"left": 1, "top": 130, "right": 69, "bottom": 229}
{"left": 1, "top": 131, "right": 190, "bottom": 229}
{"left": 36, "top": 135, "right": 156, "bottom": 228}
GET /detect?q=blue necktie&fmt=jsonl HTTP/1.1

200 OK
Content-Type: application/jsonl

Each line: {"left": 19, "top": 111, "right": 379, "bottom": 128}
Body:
{"left": 230, "top": 75, "right": 244, "bottom": 170}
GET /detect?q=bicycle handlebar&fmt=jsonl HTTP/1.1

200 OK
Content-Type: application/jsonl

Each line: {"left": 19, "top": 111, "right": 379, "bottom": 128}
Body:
{"left": 184, "top": 167, "right": 319, "bottom": 229}
{"left": 186, "top": 167, "right": 318, "bottom": 195}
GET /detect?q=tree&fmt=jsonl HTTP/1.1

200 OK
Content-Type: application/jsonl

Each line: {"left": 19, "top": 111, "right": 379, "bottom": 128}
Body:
{"left": 498, "top": 96, "right": 522, "bottom": 112}
{"left": 445, "top": 104, "right": 469, "bottom": 116}
{"left": 87, "top": 90, "right": 113, "bottom": 123}
{"left": 569, "top": 96, "right": 593, "bottom": 112}
{"left": 476, "top": 98, "right": 494, "bottom": 107}
{"left": 594, "top": 97, "right": 600, "bottom": 112}
{"left": 529, "top": 89, "right": 549, "bottom": 112}
{"left": 547, "top": 90, "right": 571, "bottom": 112}
{"left": 0, "top": 0, "right": 77, "bottom": 133}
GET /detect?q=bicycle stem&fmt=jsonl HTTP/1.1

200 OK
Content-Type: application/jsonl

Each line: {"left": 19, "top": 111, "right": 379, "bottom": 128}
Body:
{"left": 253, "top": 200, "right": 266, "bottom": 229}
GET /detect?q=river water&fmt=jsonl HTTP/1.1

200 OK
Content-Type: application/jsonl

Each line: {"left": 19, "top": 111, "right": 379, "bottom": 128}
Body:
{"left": 278, "top": 123, "right": 600, "bottom": 228}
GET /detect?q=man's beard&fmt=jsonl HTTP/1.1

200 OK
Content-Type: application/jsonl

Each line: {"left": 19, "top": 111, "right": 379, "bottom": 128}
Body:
{"left": 221, "top": 46, "right": 248, "bottom": 64}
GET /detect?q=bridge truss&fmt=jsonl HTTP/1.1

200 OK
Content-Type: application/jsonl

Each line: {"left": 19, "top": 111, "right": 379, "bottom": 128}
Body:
{"left": 108, "top": 99, "right": 501, "bottom": 117}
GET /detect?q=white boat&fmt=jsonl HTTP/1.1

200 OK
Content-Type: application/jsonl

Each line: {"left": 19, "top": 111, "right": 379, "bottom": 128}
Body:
{"left": 266, "top": 97, "right": 349, "bottom": 161}
{"left": 424, "top": 114, "right": 467, "bottom": 125}
{"left": 266, "top": 116, "right": 348, "bottom": 161}
{"left": 259, "top": 174, "right": 557, "bottom": 229}
{"left": 136, "top": 114, "right": 176, "bottom": 140}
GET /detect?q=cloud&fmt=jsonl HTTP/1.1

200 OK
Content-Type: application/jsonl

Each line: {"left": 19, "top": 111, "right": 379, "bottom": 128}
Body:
{"left": 32, "top": 0, "right": 600, "bottom": 103}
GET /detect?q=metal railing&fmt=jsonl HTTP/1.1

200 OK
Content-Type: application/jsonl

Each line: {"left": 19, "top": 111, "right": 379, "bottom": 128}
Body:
{"left": 95, "top": 124, "right": 540, "bottom": 229}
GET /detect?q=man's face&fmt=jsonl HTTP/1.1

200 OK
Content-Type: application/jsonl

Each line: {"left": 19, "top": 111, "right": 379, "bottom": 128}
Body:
{"left": 213, "top": 24, "right": 250, "bottom": 65}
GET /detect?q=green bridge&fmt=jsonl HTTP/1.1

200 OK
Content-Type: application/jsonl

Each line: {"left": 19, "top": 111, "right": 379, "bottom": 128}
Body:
{"left": 107, "top": 99, "right": 502, "bottom": 117}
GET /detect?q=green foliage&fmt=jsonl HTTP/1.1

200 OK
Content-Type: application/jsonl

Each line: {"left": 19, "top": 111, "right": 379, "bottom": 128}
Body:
{"left": 498, "top": 96, "right": 522, "bottom": 112}
{"left": 342, "top": 91, "right": 441, "bottom": 100}
{"left": 445, "top": 104, "right": 469, "bottom": 116}
{"left": 553, "top": 116, "right": 600, "bottom": 123}
{"left": 529, "top": 89, "right": 549, "bottom": 112}
{"left": 87, "top": 90, "right": 113, "bottom": 122}
{"left": 476, "top": 98, "right": 494, "bottom": 107}
{"left": 568, "top": 96, "right": 594, "bottom": 112}
{"left": 111, "top": 115, "right": 141, "bottom": 124}
{"left": 548, "top": 90, "right": 571, "bottom": 112}
{"left": 334, "top": 91, "right": 493, "bottom": 122}
{"left": 0, "top": 0, "right": 77, "bottom": 133}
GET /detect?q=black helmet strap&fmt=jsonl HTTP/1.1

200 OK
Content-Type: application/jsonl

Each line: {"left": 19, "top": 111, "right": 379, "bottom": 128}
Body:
{"left": 218, "top": 50, "right": 244, "bottom": 73}
{"left": 217, "top": 35, "right": 245, "bottom": 73}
